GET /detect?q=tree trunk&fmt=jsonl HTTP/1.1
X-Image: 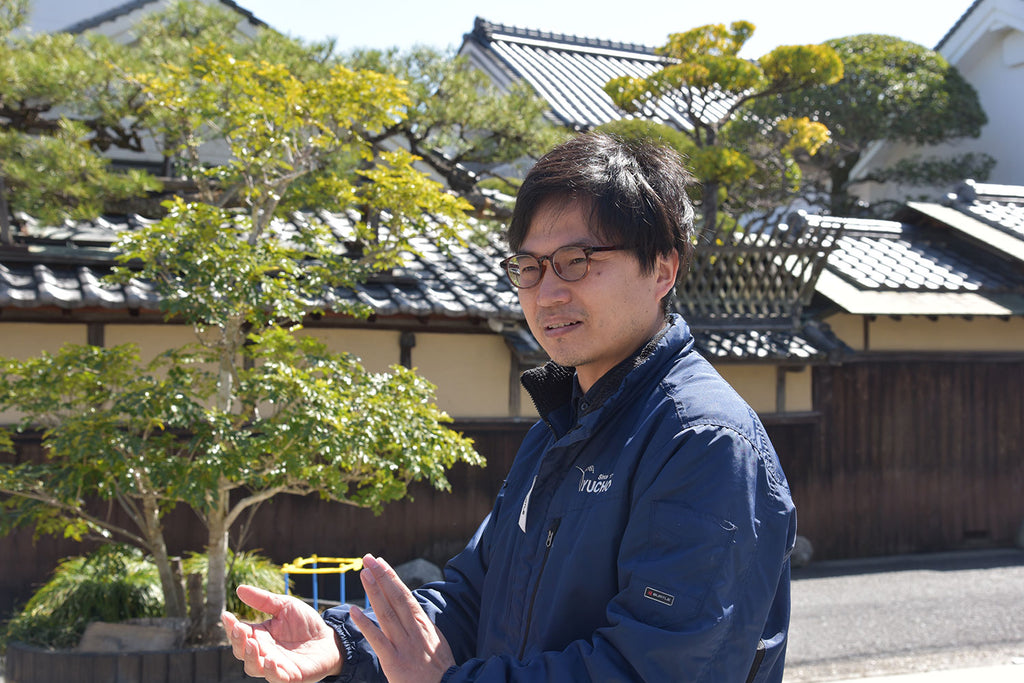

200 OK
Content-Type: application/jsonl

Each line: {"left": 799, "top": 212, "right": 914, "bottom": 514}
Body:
{"left": 201, "top": 493, "right": 231, "bottom": 644}
{"left": 201, "top": 313, "right": 245, "bottom": 643}
{"left": 216, "top": 320, "right": 242, "bottom": 414}
{"left": 701, "top": 180, "right": 720, "bottom": 237}
{"left": 829, "top": 151, "right": 860, "bottom": 216}
{"left": 1, "top": 172, "right": 12, "bottom": 246}
{"left": 142, "top": 496, "right": 188, "bottom": 619}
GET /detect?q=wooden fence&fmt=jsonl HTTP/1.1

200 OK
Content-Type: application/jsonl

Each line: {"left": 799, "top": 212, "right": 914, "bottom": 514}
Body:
{"left": 0, "top": 421, "right": 531, "bottom": 616}
{"left": 787, "top": 356, "right": 1024, "bottom": 560}
{"left": 4, "top": 357, "right": 1023, "bottom": 616}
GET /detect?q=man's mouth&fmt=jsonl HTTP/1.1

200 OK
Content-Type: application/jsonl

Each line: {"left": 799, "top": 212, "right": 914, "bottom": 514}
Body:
{"left": 545, "top": 320, "right": 580, "bottom": 331}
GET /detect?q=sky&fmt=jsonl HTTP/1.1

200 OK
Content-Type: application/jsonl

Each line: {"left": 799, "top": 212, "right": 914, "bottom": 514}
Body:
{"left": 233, "top": 0, "right": 976, "bottom": 57}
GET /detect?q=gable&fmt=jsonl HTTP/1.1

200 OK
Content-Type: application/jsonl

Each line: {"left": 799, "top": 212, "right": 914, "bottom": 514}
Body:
{"left": 850, "top": 0, "right": 1024, "bottom": 194}
{"left": 937, "top": 0, "right": 1024, "bottom": 66}
{"left": 25, "top": 0, "right": 265, "bottom": 37}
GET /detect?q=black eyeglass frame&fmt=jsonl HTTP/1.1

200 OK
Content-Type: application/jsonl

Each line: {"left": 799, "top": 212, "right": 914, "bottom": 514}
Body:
{"left": 499, "top": 245, "right": 625, "bottom": 289}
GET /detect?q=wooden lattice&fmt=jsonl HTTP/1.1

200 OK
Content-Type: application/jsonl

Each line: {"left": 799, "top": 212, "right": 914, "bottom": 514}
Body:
{"left": 676, "top": 213, "right": 843, "bottom": 329}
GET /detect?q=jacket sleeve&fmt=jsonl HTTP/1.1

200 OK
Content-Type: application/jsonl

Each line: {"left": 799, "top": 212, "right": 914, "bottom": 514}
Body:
{"left": 440, "top": 423, "right": 796, "bottom": 683}
{"left": 321, "top": 489, "right": 505, "bottom": 682}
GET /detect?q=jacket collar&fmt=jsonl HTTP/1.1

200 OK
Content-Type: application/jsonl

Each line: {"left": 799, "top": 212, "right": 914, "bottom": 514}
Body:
{"left": 521, "top": 314, "right": 690, "bottom": 427}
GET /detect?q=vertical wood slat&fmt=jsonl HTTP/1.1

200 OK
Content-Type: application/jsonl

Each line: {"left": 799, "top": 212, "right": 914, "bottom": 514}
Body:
{"left": 117, "top": 652, "right": 142, "bottom": 683}
{"left": 141, "top": 651, "right": 169, "bottom": 683}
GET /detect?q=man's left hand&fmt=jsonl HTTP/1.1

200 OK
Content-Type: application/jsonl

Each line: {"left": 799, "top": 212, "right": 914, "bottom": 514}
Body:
{"left": 351, "top": 554, "right": 456, "bottom": 683}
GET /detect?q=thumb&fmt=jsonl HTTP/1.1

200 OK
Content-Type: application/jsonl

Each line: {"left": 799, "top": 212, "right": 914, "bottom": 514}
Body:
{"left": 234, "top": 584, "right": 292, "bottom": 617}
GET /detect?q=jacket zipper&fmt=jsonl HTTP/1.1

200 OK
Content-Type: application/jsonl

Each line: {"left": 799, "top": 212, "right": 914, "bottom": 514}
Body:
{"left": 518, "top": 518, "right": 561, "bottom": 660}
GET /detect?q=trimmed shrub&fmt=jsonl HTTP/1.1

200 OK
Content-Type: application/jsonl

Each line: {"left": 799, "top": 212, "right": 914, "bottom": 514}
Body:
{"left": 2, "top": 544, "right": 286, "bottom": 650}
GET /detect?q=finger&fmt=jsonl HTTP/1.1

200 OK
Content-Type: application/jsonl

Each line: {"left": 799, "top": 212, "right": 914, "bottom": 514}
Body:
{"left": 221, "top": 610, "right": 249, "bottom": 637}
{"left": 361, "top": 557, "right": 407, "bottom": 643}
{"left": 363, "top": 557, "right": 414, "bottom": 622}
{"left": 376, "top": 558, "right": 420, "bottom": 609}
{"left": 242, "top": 638, "right": 269, "bottom": 679}
{"left": 262, "top": 654, "right": 291, "bottom": 683}
{"left": 221, "top": 610, "right": 240, "bottom": 638}
{"left": 242, "top": 637, "right": 293, "bottom": 683}
{"left": 222, "top": 612, "right": 254, "bottom": 661}
{"left": 350, "top": 604, "right": 395, "bottom": 659}
{"left": 235, "top": 584, "right": 292, "bottom": 618}
{"left": 374, "top": 557, "right": 431, "bottom": 631}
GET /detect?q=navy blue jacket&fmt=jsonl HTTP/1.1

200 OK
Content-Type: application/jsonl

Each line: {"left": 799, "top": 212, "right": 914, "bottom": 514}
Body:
{"left": 325, "top": 315, "right": 797, "bottom": 682}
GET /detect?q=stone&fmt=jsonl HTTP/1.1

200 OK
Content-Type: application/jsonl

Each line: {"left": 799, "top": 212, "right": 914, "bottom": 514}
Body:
{"left": 394, "top": 558, "right": 443, "bottom": 589}
{"left": 791, "top": 535, "right": 814, "bottom": 568}
{"left": 76, "top": 618, "right": 188, "bottom": 652}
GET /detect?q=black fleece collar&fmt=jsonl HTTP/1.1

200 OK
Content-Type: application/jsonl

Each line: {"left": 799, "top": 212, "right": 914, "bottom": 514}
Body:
{"left": 521, "top": 318, "right": 670, "bottom": 422}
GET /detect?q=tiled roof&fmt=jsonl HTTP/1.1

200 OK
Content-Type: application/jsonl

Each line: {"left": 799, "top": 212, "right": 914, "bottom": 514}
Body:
{"left": 904, "top": 181, "right": 1024, "bottom": 265}
{"left": 964, "top": 196, "right": 1024, "bottom": 239}
{"left": 694, "top": 321, "right": 846, "bottom": 362}
{"left": 0, "top": 212, "right": 521, "bottom": 323}
{"left": 811, "top": 211, "right": 1024, "bottom": 316}
{"left": 949, "top": 180, "right": 1024, "bottom": 241}
{"left": 829, "top": 224, "right": 1006, "bottom": 292}
{"left": 0, "top": 211, "right": 845, "bottom": 363}
{"left": 459, "top": 17, "right": 732, "bottom": 132}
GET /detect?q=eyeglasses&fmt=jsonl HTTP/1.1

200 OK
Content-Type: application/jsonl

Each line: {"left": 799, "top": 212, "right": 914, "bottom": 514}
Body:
{"left": 499, "top": 245, "right": 624, "bottom": 289}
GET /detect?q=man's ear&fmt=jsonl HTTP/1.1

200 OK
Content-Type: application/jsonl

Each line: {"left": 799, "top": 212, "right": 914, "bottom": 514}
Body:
{"left": 653, "top": 250, "right": 680, "bottom": 300}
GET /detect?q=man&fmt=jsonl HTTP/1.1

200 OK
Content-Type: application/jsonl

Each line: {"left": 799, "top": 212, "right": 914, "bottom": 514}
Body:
{"left": 223, "top": 132, "right": 797, "bottom": 682}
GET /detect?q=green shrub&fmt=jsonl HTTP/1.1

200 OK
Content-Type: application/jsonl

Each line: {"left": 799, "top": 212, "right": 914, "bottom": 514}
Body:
{"left": 182, "top": 549, "right": 287, "bottom": 623}
{"left": 2, "top": 544, "right": 163, "bottom": 649}
{"left": 1, "top": 544, "right": 286, "bottom": 650}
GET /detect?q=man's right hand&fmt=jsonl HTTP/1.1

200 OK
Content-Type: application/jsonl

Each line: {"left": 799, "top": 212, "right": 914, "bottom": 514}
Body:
{"left": 222, "top": 584, "right": 343, "bottom": 683}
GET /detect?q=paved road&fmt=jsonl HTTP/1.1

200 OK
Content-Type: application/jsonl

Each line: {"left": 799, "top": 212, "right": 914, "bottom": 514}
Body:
{"left": 785, "top": 548, "right": 1024, "bottom": 681}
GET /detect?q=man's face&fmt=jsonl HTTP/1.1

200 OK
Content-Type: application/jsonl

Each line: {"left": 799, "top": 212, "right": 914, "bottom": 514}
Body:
{"left": 517, "top": 199, "right": 678, "bottom": 392}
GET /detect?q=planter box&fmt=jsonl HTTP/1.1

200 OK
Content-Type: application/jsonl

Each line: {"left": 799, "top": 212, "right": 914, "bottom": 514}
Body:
{"left": 5, "top": 641, "right": 251, "bottom": 683}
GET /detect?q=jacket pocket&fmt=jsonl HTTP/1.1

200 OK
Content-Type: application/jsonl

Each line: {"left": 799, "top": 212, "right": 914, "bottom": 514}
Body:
{"left": 646, "top": 501, "right": 738, "bottom": 622}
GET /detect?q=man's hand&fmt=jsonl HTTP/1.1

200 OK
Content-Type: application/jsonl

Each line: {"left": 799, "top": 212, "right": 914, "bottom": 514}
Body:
{"left": 222, "top": 585, "right": 343, "bottom": 683}
{"left": 351, "top": 554, "right": 456, "bottom": 683}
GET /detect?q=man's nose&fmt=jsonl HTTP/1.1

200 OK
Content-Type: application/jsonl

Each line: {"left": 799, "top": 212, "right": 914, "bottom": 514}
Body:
{"left": 533, "top": 261, "right": 571, "bottom": 303}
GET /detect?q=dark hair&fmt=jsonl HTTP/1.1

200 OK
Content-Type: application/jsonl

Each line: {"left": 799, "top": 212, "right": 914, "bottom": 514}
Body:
{"left": 507, "top": 132, "right": 696, "bottom": 276}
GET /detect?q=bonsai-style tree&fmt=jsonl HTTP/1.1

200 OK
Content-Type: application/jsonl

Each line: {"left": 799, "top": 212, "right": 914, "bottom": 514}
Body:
{"left": 0, "top": 0, "right": 158, "bottom": 243}
{"left": 0, "top": 7, "right": 481, "bottom": 644}
{"left": 603, "top": 21, "right": 843, "bottom": 232}
{"left": 744, "top": 34, "right": 992, "bottom": 217}
{"left": 345, "top": 45, "right": 564, "bottom": 215}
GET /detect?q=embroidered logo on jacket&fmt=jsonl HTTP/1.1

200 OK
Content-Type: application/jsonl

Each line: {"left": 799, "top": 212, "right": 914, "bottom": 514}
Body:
{"left": 575, "top": 465, "right": 614, "bottom": 494}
